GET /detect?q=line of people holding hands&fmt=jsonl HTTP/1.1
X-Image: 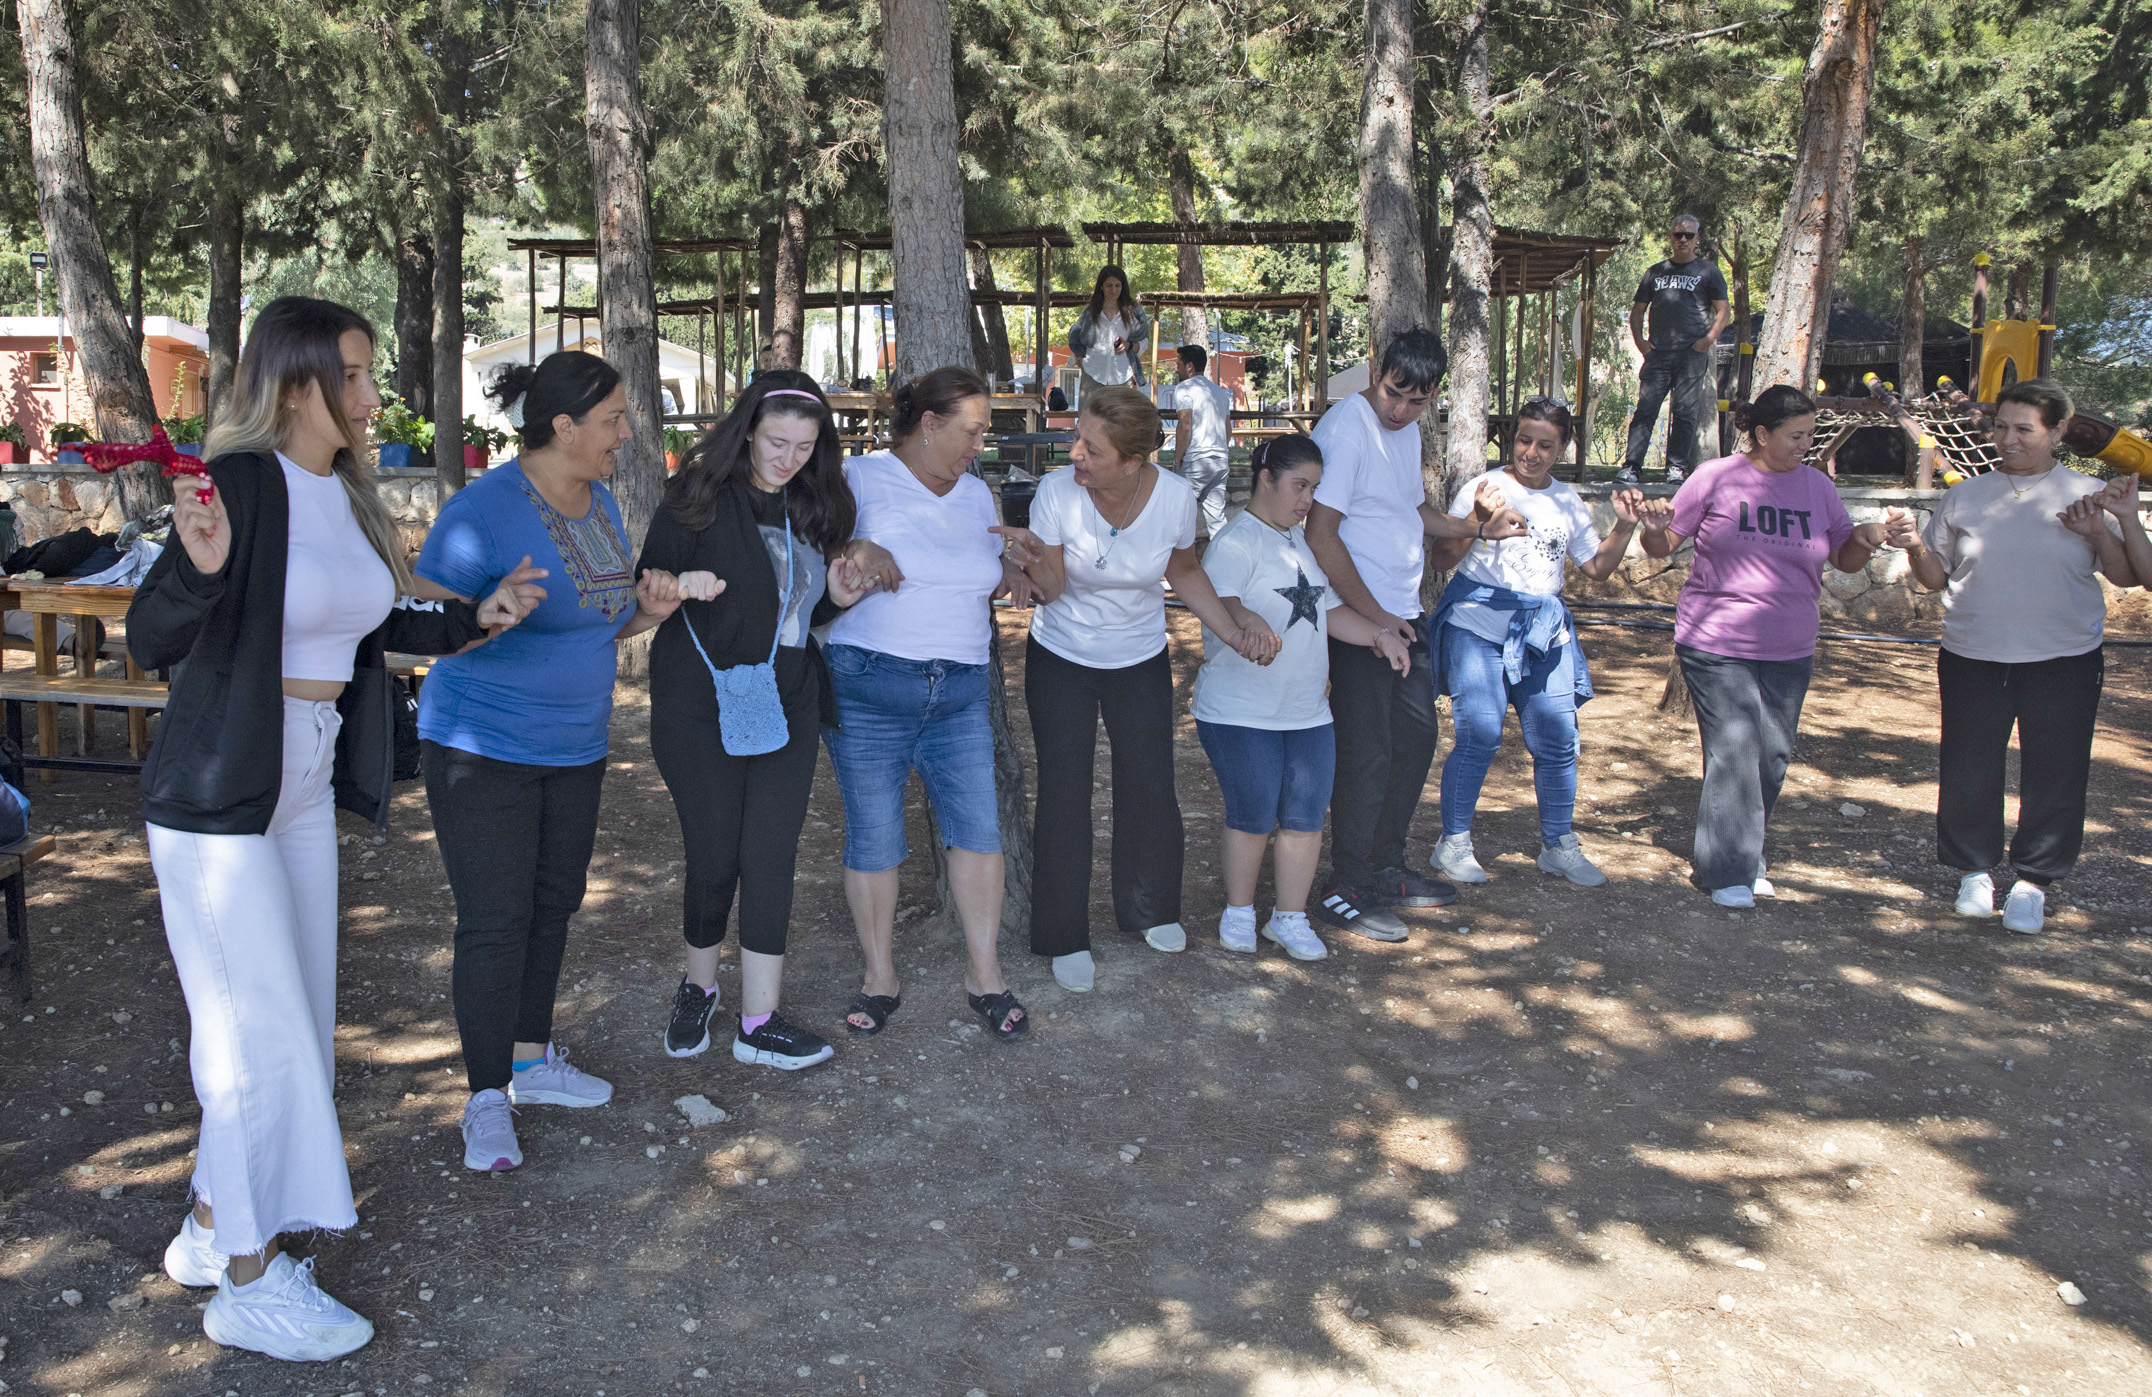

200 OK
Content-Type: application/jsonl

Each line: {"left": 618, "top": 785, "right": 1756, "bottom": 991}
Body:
{"left": 127, "top": 299, "right": 2148, "bottom": 1362}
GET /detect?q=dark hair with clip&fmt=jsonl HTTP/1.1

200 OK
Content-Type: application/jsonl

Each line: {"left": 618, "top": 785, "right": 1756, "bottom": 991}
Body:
{"left": 1732, "top": 385, "right": 1816, "bottom": 439}
{"left": 890, "top": 365, "right": 990, "bottom": 441}
{"left": 1250, "top": 432, "right": 1324, "bottom": 485}
{"left": 487, "top": 351, "right": 622, "bottom": 450}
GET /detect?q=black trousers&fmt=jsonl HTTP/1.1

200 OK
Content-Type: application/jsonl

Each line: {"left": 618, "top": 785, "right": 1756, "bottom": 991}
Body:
{"left": 1937, "top": 646, "right": 2103, "bottom": 886}
{"left": 649, "top": 696, "right": 819, "bottom": 957}
{"left": 1025, "top": 639, "right": 1182, "bottom": 956}
{"left": 423, "top": 741, "right": 607, "bottom": 1093}
{"left": 1623, "top": 347, "right": 1713, "bottom": 474}
{"left": 1326, "top": 618, "right": 1438, "bottom": 886}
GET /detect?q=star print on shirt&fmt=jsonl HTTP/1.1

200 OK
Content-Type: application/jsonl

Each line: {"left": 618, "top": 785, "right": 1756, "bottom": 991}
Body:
{"left": 1274, "top": 567, "right": 1326, "bottom": 630}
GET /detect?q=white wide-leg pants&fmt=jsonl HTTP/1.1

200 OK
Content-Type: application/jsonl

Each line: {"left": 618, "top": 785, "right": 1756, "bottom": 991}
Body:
{"left": 147, "top": 696, "right": 352, "bottom": 1255}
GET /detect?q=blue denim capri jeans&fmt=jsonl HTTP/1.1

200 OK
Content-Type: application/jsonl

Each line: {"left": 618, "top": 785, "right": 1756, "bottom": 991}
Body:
{"left": 1195, "top": 720, "right": 1337, "bottom": 835}
{"left": 822, "top": 643, "right": 1002, "bottom": 873}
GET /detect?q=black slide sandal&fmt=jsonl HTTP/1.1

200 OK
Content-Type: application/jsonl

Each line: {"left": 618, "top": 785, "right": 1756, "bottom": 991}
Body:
{"left": 845, "top": 993, "right": 901, "bottom": 1036}
{"left": 968, "top": 990, "right": 1029, "bottom": 1039}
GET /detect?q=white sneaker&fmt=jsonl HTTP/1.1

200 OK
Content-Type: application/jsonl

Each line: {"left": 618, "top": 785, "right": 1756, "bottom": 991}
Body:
{"left": 2002, "top": 880, "right": 2046, "bottom": 934}
{"left": 1261, "top": 911, "right": 1328, "bottom": 961}
{"left": 1752, "top": 863, "right": 1777, "bottom": 898}
{"left": 508, "top": 1043, "right": 612, "bottom": 1107}
{"left": 1536, "top": 834, "right": 1607, "bottom": 887}
{"left": 163, "top": 1212, "right": 226, "bottom": 1288}
{"left": 1430, "top": 833, "right": 1488, "bottom": 883}
{"left": 1143, "top": 922, "right": 1187, "bottom": 953}
{"left": 1052, "top": 951, "right": 1095, "bottom": 992}
{"left": 1955, "top": 871, "right": 1995, "bottom": 918}
{"left": 1710, "top": 885, "right": 1755, "bottom": 909}
{"left": 461, "top": 1088, "right": 522, "bottom": 1172}
{"left": 1218, "top": 907, "right": 1257, "bottom": 953}
{"left": 201, "top": 1252, "right": 374, "bottom": 1362}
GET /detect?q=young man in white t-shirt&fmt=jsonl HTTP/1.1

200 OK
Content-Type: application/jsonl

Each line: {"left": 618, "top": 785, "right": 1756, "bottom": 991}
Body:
{"left": 1170, "top": 345, "right": 1235, "bottom": 540}
{"left": 1304, "top": 327, "right": 1526, "bottom": 939}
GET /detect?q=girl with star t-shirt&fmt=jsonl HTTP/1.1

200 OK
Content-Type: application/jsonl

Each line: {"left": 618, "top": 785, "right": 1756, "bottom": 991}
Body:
{"left": 1193, "top": 435, "right": 1410, "bottom": 961}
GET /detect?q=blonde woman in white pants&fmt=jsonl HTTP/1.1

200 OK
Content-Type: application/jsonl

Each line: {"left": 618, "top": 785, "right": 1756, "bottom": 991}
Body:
{"left": 129, "top": 297, "right": 534, "bottom": 1361}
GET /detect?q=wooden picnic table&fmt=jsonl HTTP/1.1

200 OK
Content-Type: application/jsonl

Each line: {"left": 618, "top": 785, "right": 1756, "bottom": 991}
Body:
{"left": 0, "top": 580, "right": 164, "bottom": 780}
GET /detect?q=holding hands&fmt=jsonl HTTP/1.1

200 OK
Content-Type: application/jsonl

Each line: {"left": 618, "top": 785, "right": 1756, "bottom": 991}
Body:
{"left": 1370, "top": 627, "right": 1411, "bottom": 675}
{"left": 843, "top": 539, "right": 904, "bottom": 595}
{"left": 827, "top": 555, "right": 871, "bottom": 607}
{"left": 476, "top": 555, "right": 549, "bottom": 631}
{"left": 2098, "top": 473, "right": 2142, "bottom": 519}
{"left": 1608, "top": 487, "right": 1647, "bottom": 526}
{"left": 1852, "top": 506, "right": 1915, "bottom": 552}
{"left": 2059, "top": 494, "right": 2115, "bottom": 540}
{"left": 989, "top": 524, "right": 1046, "bottom": 570}
{"left": 1466, "top": 478, "right": 1530, "bottom": 541}
{"left": 995, "top": 559, "right": 1039, "bottom": 608}
{"left": 1226, "top": 622, "right": 1281, "bottom": 667}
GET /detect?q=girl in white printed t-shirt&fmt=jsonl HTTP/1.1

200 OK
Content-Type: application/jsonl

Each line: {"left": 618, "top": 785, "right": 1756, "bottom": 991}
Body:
{"left": 1192, "top": 435, "right": 1409, "bottom": 960}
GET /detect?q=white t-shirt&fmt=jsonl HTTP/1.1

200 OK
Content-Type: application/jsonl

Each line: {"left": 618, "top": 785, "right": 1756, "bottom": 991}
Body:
{"left": 827, "top": 450, "right": 1004, "bottom": 665}
{"left": 1192, "top": 509, "right": 1333, "bottom": 730}
{"left": 1028, "top": 465, "right": 1198, "bottom": 669}
{"left": 1082, "top": 312, "right": 1134, "bottom": 385}
{"left": 1310, "top": 393, "right": 1427, "bottom": 618}
{"left": 280, "top": 453, "right": 394, "bottom": 683}
{"left": 1442, "top": 468, "right": 1601, "bottom": 645}
{"left": 1921, "top": 465, "right": 2115, "bottom": 663}
{"left": 1171, "top": 374, "right": 1233, "bottom": 463}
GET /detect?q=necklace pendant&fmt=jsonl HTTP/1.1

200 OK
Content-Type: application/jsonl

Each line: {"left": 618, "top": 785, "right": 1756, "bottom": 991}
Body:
{"left": 1094, "top": 555, "right": 1109, "bottom": 568}
{"left": 1109, "top": 525, "right": 1119, "bottom": 537}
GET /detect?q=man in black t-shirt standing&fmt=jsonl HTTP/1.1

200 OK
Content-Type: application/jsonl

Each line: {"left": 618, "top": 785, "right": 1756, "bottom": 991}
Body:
{"left": 1617, "top": 214, "right": 1731, "bottom": 484}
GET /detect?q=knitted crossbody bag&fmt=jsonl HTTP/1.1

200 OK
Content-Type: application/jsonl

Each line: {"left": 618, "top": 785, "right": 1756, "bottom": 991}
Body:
{"left": 684, "top": 524, "right": 794, "bottom": 756}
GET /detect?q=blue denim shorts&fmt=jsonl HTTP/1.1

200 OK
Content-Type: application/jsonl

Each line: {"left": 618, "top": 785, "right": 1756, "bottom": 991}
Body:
{"left": 822, "top": 644, "right": 1001, "bottom": 872}
{"left": 1195, "top": 720, "right": 1336, "bottom": 834}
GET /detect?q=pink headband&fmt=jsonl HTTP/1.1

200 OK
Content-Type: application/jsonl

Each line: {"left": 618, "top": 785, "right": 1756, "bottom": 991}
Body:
{"left": 763, "top": 389, "right": 821, "bottom": 401}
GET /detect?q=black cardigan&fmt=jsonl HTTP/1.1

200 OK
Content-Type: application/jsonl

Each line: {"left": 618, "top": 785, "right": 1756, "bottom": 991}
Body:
{"left": 128, "top": 451, "right": 488, "bottom": 835}
{"left": 634, "top": 481, "right": 840, "bottom": 729}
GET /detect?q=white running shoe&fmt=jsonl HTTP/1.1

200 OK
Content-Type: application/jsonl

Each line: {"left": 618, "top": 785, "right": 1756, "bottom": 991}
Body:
{"left": 2002, "top": 881, "right": 2046, "bottom": 934}
{"left": 1261, "top": 911, "right": 1328, "bottom": 961}
{"left": 1143, "top": 922, "right": 1187, "bottom": 953}
{"left": 1752, "top": 863, "right": 1777, "bottom": 898}
{"left": 1218, "top": 907, "right": 1257, "bottom": 953}
{"left": 1536, "top": 834, "right": 1607, "bottom": 887}
{"left": 1710, "top": 885, "right": 1755, "bottom": 909}
{"left": 1052, "top": 951, "right": 1095, "bottom": 992}
{"left": 1430, "top": 833, "right": 1488, "bottom": 884}
{"left": 1955, "top": 871, "right": 1995, "bottom": 919}
{"left": 461, "top": 1088, "right": 522, "bottom": 1172}
{"left": 201, "top": 1252, "right": 374, "bottom": 1362}
{"left": 163, "top": 1211, "right": 226, "bottom": 1288}
{"left": 508, "top": 1043, "right": 613, "bottom": 1107}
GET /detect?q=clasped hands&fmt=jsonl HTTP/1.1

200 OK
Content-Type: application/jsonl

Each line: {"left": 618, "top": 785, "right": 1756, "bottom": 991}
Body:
{"left": 2059, "top": 473, "right": 2141, "bottom": 538}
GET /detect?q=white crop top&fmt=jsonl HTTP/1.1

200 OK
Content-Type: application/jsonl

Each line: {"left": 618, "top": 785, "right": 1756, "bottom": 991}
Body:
{"left": 281, "top": 453, "right": 396, "bottom": 682}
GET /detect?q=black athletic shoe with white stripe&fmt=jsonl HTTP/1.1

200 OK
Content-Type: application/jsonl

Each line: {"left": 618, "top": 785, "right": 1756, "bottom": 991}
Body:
{"left": 1370, "top": 866, "right": 1459, "bottom": 909}
{"left": 664, "top": 977, "right": 721, "bottom": 1058}
{"left": 1311, "top": 884, "right": 1410, "bottom": 943}
{"left": 733, "top": 1012, "right": 835, "bottom": 1070}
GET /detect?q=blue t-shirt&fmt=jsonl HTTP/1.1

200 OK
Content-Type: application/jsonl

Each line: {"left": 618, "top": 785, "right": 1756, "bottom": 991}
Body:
{"left": 414, "top": 460, "right": 637, "bottom": 766}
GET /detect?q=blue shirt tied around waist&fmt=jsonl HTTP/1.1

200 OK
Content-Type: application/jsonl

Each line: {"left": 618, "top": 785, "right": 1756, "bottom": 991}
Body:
{"left": 1429, "top": 573, "right": 1594, "bottom": 705}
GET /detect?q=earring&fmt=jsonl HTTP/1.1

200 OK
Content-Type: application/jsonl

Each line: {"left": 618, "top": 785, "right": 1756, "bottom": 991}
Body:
{"left": 925, "top": 434, "right": 934, "bottom": 448}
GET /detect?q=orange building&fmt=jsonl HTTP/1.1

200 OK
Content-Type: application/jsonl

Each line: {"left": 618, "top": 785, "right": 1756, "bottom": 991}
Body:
{"left": 0, "top": 316, "right": 208, "bottom": 462}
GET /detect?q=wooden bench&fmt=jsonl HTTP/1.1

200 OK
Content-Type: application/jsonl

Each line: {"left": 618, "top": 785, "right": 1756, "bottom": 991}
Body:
{"left": 0, "top": 833, "right": 58, "bottom": 1002}
{"left": 0, "top": 673, "right": 169, "bottom": 779}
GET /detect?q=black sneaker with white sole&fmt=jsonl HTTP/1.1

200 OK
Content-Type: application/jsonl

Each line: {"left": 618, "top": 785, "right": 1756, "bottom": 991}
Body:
{"left": 664, "top": 977, "right": 720, "bottom": 1058}
{"left": 1370, "top": 866, "right": 1459, "bottom": 908}
{"left": 1311, "top": 884, "right": 1410, "bottom": 942}
{"left": 733, "top": 1012, "right": 835, "bottom": 1070}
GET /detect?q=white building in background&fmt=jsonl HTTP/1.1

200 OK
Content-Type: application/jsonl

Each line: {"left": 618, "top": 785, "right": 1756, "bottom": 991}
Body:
{"left": 462, "top": 321, "right": 727, "bottom": 435}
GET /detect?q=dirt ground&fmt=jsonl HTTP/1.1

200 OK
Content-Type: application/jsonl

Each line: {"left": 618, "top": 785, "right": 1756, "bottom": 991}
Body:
{"left": 3, "top": 613, "right": 2150, "bottom": 1397}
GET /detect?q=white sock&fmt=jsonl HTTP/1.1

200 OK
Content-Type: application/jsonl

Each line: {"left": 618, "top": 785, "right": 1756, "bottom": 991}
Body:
{"left": 1271, "top": 908, "right": 1310, "bottom": 926}
{"left": 1221, "top": 904, "right": 1256, "bottom": 930}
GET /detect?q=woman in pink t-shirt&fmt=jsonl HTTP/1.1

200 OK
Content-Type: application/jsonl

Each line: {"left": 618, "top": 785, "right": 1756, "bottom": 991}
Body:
{"left": 1638, "top": 386, "right": 1908, "bottom": 906}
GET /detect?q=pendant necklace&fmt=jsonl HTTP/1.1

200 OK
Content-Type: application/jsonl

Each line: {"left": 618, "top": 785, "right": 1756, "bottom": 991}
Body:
{"left": 2005, "top": 466, "right": 2047, "bottom": 500}
{"left": 1090, "top": 486, "right": 1143, "bottom": 568}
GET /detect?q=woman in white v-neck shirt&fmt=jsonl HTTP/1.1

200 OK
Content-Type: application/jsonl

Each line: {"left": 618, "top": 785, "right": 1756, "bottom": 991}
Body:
{"left": 999, "top": 386, "right": 1273, "bottom": 992}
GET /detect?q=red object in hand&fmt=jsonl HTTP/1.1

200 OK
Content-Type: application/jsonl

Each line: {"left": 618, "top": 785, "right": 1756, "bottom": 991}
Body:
{"left": 82, "top": 427, "right": 212, "bottom": 503}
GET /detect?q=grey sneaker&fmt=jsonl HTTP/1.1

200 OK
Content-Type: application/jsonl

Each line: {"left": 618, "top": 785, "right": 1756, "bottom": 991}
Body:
{"left": 461, "top": 1088, "right": 522, "bottom": 1172}
{"left": 509, "top": 1043, "right": 613, "bottom": 1107}
{"left": 1312, "top": 884, "right": 1409, "bottom": 943}
{"left": 1431, "top": 833, "right": 1488, "bottom": 884}
{"left": 1536, "top": 833, "right": 1607, "bottom": 887}
{"left": 1142, "top": 922, "right": 1187, "bottom": 953}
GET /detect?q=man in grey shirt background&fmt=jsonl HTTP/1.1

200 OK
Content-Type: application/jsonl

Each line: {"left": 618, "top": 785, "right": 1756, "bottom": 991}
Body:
{"left": 1171, "top": 344, "right": 1235, "bottom": 540}
{"left": 1618, "top": 213, "right": 1732, "bottom": 486}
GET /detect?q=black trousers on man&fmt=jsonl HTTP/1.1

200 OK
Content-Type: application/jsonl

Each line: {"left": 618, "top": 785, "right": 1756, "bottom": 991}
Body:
{"left": 1326, "top": 618, "right": 1438, "bottom": 888}
{"left": 1937, "top": 646, "right": 2103, "bottom": 886}
{"left": 1624, "top": 347, "right": 1713, "bottom": 474}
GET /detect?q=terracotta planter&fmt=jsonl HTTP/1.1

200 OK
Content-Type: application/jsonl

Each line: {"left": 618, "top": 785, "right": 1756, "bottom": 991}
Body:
{"left": 463, "top": 445, "right": 489, "bottom": 473}
{"left": 0, "top": 443, "right": 20, "bottom": 466}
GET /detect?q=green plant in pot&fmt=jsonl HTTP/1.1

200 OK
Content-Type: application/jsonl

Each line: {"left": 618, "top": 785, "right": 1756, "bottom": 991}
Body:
{"left": 0, "top": 421, "right": 26, "bottom": 466}
{"left": 373, "top": 398, "right": 434, "bottom": 471}
{"left": 50, "top": 421, "right": 90, "bottom": 463}
{"left": 162, "top": 412, "right": 207, "bottom": 457}
{"left": 462, "top": 416, "right": 510, "bottom": 471}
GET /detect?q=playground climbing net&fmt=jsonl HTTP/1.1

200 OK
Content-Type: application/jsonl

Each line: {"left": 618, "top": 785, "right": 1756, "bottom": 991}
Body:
{"left": 1808, "top": 395, "right": 2001, "bottom": 475}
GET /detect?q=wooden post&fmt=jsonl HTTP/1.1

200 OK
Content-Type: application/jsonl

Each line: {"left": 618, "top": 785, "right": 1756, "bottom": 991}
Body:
{"left": 1969, "top": 253, "right": 1989, "bottom": 396}
{"left": 1148, "top": 310, "right": 1161, "bottom": 404}
{"left": 1492, "top": 277, "right": 1507, "bottom": 438}
{"left": 1575, "top": 255, "right": 1593, "bottom": 477}
{"left": 1035, "top": 238, "right": 1051, "bottom": 393}
{"left": 2037, "top": 256, "right": 2059, "bottom": 379}
{"left": 1296, "top": 307, "right": 1310, "bottom": 412}
{"left": 556, "top": 254, "right": 567, "bottom": 352}
{"left": 714, "top": 251, "right": 727, "bottom": 413}
{"left": 851, "top": 246, "right": 864, "bottom": 385}
{"left": 1317, "top": 243, "right": 1332, "bottom": 408}
{"left": 527, "top": 248, "right": 537, "bottom": 364}
{"left": 1512, "top": 267, "right": 1525, "bottom": 420}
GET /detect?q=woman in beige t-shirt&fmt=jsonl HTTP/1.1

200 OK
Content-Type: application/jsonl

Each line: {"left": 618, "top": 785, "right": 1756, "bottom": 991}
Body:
{"left": 1900, "top": 379, "right": 2137, "bottom": 933}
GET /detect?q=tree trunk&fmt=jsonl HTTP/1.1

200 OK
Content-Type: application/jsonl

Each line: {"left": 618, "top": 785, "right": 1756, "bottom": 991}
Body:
{"left": 882, "top": 0, "right": 975, "bottom": 380}
{"left": 395, "top": 231, "right": 436, "bottom": 416}
{"left": 127, "top": 204, "right": 143, "bottom": 358}
{"left": 970, "top": 244, "right": 1015, "bottom": 384}
{"left": 2004, "top": 263, "right": 2029, "bottom": 322}
{"left": 431, "top": 178, "right": 467, "bottom": 493}
{"left": 1749, "top": 0, "right": 1882, "bottom": 392}
{"left": 205, "top": 181, "right": 243, "bottom": 435}
{"left": 19, "top": 0, "right": 167, "bottom": 516}
{"left": 1357, "top": 0, "right": 1426, "bottom": 358}
{"left": 1439, "top": 2, "right": 1494, "bottom": 516}
{"left": 586, "top": 0, "right": 665, "bottom": 556}
{"left": 771, "top": 190, "right": 808, "bottom": 370}
{"left": 1898, "top": 234, "right": 1925, "bottom": 394}
{"left": 1167, "top": 146, "right": 1208, "bottom": 349}
{"left": 756, "top": 222, "right": 779, "bottom": 361}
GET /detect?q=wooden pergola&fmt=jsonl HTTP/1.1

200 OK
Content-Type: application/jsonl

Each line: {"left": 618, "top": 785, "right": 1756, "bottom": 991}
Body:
{"left": 1081, "top": 220, "right": 1355, "bottom": 411}
{"left": 1485, "top": 227, "right": 1624, "bottom": 473}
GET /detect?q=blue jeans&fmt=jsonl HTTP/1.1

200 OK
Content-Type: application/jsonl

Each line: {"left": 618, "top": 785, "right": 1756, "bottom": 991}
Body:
{"left": 821, "top": 645, "right": 1001, "bottom": 873}
{"left": 1624, "top": 347, "right": 1713, "bottom": 474}
{"left": 1438, "top": 624, "right": 1580, "bottom": 843}
{"left": 1195, "top": 721, "right": 1336, "bottom": 834}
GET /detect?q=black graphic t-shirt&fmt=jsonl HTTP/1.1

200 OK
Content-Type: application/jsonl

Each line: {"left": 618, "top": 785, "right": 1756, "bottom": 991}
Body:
{"left": 1634, "top": 257, "right": 1729, "bottom": 348}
